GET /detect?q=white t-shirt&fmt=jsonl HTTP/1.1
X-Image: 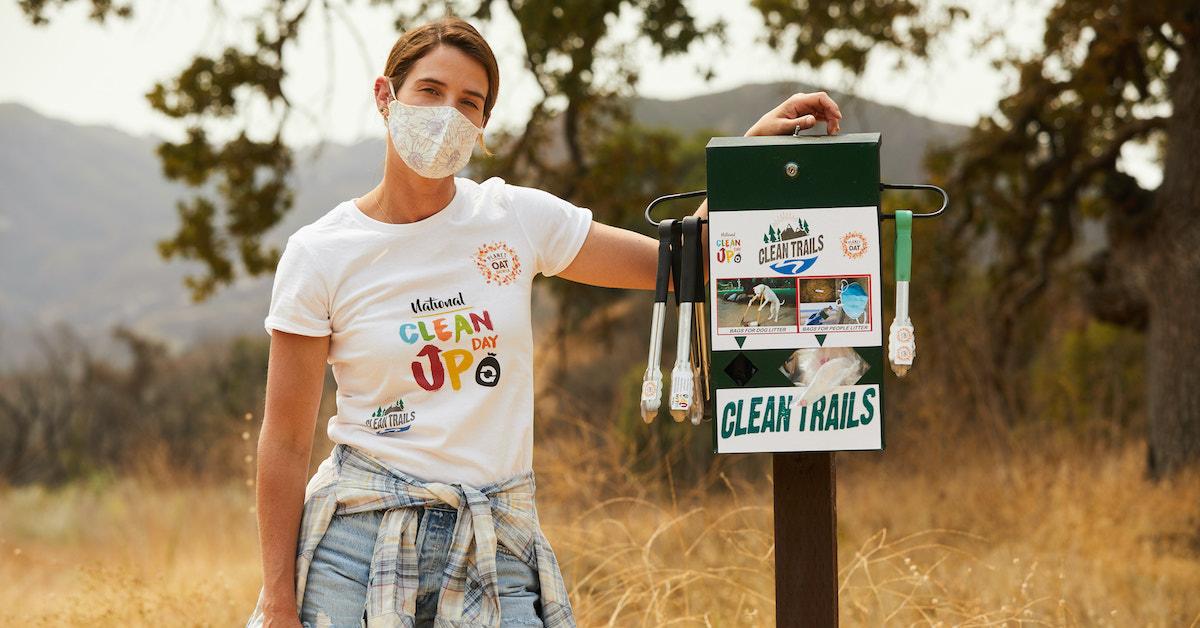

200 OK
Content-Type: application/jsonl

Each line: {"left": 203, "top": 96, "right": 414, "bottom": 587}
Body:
{"left": 263, "top": 176, "right": 593, "bottom": 486}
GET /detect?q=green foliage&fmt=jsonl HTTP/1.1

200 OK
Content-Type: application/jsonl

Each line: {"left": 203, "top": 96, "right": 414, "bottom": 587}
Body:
{"left": 17, "top": 0, "right": 131, "bottom": 25}
{"left": 928, "top": 1, "right": 1186, "bottom": 346}
{"left": 571, "top": 123, "right": 711, "bottom": 229}
{"left": 0, "top": 325, "right": 273, "bottom": 486}
{"left": 751, "top": 0, "right": 967, "bottom": 74}
{"left": 1028, "top": 320, "right": 1146, "bottom": 432}
{"left": 920, "top": 3, "right": 1200, "bottom": 476}
{"left": 613, "top": 362, "right": 714, "bottom": 485}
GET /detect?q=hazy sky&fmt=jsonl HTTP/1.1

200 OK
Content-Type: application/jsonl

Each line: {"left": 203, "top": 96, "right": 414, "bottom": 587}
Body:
{"left": 0, "top": 0, "right": 1159, "bottom": 186}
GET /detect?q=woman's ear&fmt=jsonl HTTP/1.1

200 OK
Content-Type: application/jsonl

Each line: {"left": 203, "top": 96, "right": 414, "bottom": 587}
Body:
{"left": 377, "top": 77, "right": 392, "bottom": 121}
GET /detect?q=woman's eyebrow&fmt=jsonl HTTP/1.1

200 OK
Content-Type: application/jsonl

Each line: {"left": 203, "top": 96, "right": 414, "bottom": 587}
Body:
{"left": 414, "top": 77, "right": 485, "bottom": 102}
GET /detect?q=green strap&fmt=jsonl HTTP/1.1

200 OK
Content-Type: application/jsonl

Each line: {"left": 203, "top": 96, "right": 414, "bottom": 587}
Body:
{"left": 895, "top": 210, "right": 912, "bottom": 282}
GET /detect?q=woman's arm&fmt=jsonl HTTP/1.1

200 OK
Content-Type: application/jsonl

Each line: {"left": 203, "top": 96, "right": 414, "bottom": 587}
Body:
{"left": 255, "top": 329, "right": 329, "bottom": 622}
{"left": 555, "top": 91, "right": 841, "bottom": 291}
{"left": 554, "top": 198, "right": 709, "bottom": 291}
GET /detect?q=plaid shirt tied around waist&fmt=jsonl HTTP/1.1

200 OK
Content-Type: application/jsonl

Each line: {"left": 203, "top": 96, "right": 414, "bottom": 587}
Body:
{"left": 246, "top": 443, "right": 576, "bottom": 627}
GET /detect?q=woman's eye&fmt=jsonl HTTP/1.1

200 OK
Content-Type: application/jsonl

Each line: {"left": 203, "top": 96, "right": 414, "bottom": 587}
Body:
{"left": 462, "top": 100, "right": 480, "bottom": 109}
{"left": 421, "top": 87, "right": 438, "bottom": 94}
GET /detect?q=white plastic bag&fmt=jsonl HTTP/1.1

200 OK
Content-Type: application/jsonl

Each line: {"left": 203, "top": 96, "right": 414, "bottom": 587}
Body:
{"left": 780, "top": 346, "right": 869, "bottom": 407}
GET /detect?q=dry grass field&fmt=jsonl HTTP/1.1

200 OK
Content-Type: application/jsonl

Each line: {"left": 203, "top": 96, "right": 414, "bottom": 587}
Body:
{"left": 1, "top": 413, "right": 1197, "bottom": 627}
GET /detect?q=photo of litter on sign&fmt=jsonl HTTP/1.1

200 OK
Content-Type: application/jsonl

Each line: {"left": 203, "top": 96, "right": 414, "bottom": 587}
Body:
{"left": 797, "top": 275, "right": 872, "bottom": 332}
{"left": 709, "top": 206, "right": 881, "bottom": 351}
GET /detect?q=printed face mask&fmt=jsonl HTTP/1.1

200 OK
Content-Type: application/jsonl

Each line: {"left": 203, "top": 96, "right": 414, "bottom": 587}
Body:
{"left": 385, "top": 78, "right": 483, "bottom": 179}
{"left": 839, "top": 280, "right": 869, "bottom": 320}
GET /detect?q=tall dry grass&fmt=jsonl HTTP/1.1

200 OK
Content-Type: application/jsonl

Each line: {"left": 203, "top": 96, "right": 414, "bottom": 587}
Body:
{"left": 1, "top": 408, "right": 1197, "bottom": 626}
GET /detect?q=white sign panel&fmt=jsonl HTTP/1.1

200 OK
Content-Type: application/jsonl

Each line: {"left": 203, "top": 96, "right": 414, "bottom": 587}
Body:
{"left": 715, "top": 384, "right": 882, "bottom": 453}
{"left": 708, "top": 206, "right": 881, "bottom": 352}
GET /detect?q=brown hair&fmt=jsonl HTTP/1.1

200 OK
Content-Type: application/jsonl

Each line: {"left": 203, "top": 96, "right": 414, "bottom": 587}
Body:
{"left": 383, "top": 16, "right": 499, "bottom": 155}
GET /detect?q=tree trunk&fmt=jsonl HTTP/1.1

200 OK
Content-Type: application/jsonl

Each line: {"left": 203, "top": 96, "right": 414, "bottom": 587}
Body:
{"left": 1145, "top": 36, "right": 1200, "bottom": 478}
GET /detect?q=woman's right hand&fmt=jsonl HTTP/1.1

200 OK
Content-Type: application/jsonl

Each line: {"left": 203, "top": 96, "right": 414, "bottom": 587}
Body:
{"left": 744, "top": 90, "right": 842, "bottom": 137}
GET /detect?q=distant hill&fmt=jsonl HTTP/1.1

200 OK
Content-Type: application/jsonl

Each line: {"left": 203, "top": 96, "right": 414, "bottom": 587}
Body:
{"left": 0, "top": 102, "right": 387, "bottom": 367}
{"left": 632, "top": 81, "right": 966, "bottom": 182}
{"left": 0, "top": 83, "right": 966, "bottom": 368}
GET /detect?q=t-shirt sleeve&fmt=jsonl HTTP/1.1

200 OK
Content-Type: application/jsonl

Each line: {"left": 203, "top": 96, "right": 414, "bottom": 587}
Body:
{"left": 263, "top": 235, "right": 332, "bottom": 337}
{"left": 507, "top": 185, "right": 594, "bottom": 277}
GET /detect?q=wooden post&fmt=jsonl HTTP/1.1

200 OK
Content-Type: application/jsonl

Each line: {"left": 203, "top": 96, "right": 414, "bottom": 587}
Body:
{"left": 773, "top": 452, "right": 838, "bottom": 627}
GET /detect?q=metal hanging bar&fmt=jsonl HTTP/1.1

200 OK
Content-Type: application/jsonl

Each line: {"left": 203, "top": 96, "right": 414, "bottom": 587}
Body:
{"left": 879, "top": 182, "right": 949, "bottom": 219}
{"left": 646, "top": 184, "right": 946, "bottom": 223}
{"left": 644, "top": 190, "right": 708, "bottom": 227}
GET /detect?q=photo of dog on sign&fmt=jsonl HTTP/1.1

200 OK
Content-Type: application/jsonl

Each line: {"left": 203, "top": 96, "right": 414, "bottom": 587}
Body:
{"left": 714, "top": 277, "right": 797, "bottom": 332}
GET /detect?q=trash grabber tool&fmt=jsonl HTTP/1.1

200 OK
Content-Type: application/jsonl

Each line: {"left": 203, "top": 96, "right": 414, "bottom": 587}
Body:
{"left": 669, "top": 216, "right": 702, "bottom": 422}
{"left": 641, "top": 218, "right": 679, "bottom": 422}
{"left": 888, "top": 209, "right": 915, "bottom": 376}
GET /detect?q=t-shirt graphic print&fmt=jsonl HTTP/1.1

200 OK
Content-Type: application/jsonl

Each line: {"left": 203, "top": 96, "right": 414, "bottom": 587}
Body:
{"left": 263, "top": 176, "right": 592, "bottom": 486}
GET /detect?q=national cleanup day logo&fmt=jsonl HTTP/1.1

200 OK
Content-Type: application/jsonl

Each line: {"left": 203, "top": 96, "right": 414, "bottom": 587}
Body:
{"left": 758, "top": 214, "right": 824, "bottom": 275}
{"left": 399, "top": 291, "right": 503, "bottom": 393}
{"left": 715, "top": 232, "right": 742, "bottom": 264}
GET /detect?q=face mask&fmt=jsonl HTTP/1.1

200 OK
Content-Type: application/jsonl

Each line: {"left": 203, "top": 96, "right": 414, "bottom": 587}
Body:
{"left": 838, "top": 280, "right": 869, "bottom": 321}
{"left": 384, "top": 78, "right": 484, "bottom": 179}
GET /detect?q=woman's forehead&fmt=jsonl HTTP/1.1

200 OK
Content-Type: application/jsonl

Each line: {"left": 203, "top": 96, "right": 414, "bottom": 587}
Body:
{"left": 407, "top": 45, "right": 489, "bottom": 95}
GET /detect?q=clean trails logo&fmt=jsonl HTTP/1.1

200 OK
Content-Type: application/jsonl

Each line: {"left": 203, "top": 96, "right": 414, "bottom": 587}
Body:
{"left": 368, "top": 398, "right": 416, "bottom": 434}
{"left": 758, "top": 215, "right": 824, "bottom": 275}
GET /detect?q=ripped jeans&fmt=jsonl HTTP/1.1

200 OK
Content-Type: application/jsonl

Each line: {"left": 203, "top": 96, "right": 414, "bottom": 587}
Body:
{"left": 298, "top": 504, "right": 544, "bottom": 627}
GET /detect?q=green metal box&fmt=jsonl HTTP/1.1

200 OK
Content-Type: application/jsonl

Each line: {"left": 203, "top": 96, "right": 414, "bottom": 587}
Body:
{"left": 706, "top": 133, "right": 886, "bottom": 454}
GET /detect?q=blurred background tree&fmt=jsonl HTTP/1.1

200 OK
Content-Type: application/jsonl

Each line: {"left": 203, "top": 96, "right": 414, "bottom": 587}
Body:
{"left": 924, "top": 2, "right": 1197, "bottom": 477}
{"left": 13, "top": 0, "right": 1197, "bottom": 479}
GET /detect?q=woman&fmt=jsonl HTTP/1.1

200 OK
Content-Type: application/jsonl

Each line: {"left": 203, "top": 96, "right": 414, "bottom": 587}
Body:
{"left": 247, "top": 15, "right": 842, "bottom": 628}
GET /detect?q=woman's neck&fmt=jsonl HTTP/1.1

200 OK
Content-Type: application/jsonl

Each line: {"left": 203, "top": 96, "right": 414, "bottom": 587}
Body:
{"left": 361, "top": 154, "right": 457, "bottom": 224}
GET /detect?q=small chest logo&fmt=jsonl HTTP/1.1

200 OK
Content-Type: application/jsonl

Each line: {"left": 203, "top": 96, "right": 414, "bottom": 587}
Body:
{"left": 367, "top": 398, "right": 416, "bottom": 434}
{"left": 474, "top": 241, "right": 522, "bottom": 285}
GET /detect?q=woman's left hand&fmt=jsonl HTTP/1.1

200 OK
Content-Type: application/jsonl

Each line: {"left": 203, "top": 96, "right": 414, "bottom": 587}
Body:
{"left": 744, "top": 91, "right": 842, "bottom": 137}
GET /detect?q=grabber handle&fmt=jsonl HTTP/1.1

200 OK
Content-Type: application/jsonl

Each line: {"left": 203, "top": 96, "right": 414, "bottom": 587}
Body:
{"left": 895, "top": 210, "right": 912, "bottom": 282}
{"left": 669, "top": 219, "right": 683, "bottom": 306}
{"left": 655, "top": 219, "right": 675, "bottom": 304}
{"left": 679, "top": 216, "right": 700, "bottom": 305}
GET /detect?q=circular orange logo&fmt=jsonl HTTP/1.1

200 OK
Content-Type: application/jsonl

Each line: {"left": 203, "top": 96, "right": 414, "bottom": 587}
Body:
{"left": 474, "top": 241, "right": 522, "bottom": 285}
{"left": 840, "top": 231, "right": 869, "bottom": 260}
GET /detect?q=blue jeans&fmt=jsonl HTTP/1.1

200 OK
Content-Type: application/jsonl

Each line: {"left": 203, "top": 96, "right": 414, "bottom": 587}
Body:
{"left": 299, "top": 504, "right": 544, "bottom": 627}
